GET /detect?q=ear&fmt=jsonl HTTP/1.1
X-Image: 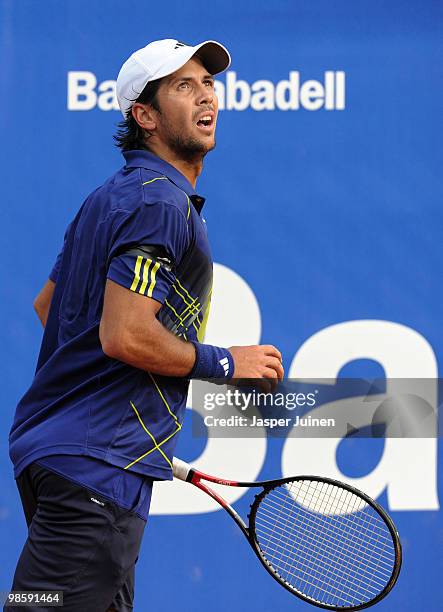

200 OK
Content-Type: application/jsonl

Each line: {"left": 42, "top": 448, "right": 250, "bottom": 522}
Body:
{"left": 131, "top": 103, "right": 157, "bottom": 132}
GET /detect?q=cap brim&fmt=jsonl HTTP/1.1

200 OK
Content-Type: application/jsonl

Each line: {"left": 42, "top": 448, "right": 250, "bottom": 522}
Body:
{"left": 192, "top": 40, "right": 231, "bottom": 76}
{"left": 152, "top": 40, "right": 231, "bottom": 82}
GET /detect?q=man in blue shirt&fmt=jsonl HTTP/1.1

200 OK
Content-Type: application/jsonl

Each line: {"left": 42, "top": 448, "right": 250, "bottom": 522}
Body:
{"left": 7, "top": 39, "right": 283, "bottom": 611}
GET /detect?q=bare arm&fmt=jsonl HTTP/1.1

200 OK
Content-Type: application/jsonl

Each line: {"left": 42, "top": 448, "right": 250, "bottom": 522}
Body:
{"left": 99, "top": 279, "right": 284, "bottom": 382}
{"left": 33, "top": 279, "right": 56, "bottom": 327}
{"left": 99, "top": 279, "right": 196, "bottom": 376}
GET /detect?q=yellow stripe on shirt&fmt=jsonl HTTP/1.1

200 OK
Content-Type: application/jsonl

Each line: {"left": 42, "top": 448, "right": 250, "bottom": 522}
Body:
{"left": 139, "top": 258, "right": 152, "bottom": 294}
{"left": 147, "top": 261, "right": 160, "bottom": 297}
{"left": 130, "top": 256, "right": 143, "bottom": 292}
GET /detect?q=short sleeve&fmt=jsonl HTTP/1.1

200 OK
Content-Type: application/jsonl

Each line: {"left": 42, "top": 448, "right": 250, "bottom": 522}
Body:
{"left": 107, "top": 201, "right": 189, "bottom": 304}
{"left": 49, "top": 249, "right": 63, "bottom": 283}
{"left": 48, "top": 220, "right": 73, "bottom": 283}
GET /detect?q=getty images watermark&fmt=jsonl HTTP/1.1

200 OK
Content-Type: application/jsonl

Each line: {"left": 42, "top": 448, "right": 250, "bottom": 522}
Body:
{"left": 191, "top": 379, "right": 440, "bottom": 438}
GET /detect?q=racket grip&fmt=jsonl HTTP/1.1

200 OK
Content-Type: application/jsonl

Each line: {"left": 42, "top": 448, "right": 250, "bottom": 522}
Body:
{"left": 172, "top": 457, "right": 192, "bottom": 481}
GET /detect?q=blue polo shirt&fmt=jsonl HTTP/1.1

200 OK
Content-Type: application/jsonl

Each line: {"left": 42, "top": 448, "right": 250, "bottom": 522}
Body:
{"left": 9, "top": 150, "right": 214, "bottom": 491}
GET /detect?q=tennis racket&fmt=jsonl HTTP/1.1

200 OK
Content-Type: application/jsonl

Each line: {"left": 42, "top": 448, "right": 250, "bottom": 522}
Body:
{"left": 173, "top": 458, "right": 401, "bottom": 611}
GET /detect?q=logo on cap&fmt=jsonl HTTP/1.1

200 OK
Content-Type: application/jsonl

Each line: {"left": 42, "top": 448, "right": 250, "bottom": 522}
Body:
{"left": 174, "top": 41, "right": 189, "bottom": 49}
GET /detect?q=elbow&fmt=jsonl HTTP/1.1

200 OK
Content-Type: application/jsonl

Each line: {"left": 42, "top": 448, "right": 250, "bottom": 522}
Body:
{"left": 33, "top": 297, "right": 46, "bottom": 326}
{"left": 99, "top": 319, "right": 118, "bottom": 358}
{"left": 100, "top": 331, "right": 125, "bottom": 361}
{"left": 99, "top": 321, "right": 158, "bottom": 368}
{"left": 99, "top": 324, "right": 135, "bottom": 362}
{"left": 33, "top": 295, "right": 42, "bottom": 315}
{"left": 101, "top": 340, "right": 125, "bottom": 362}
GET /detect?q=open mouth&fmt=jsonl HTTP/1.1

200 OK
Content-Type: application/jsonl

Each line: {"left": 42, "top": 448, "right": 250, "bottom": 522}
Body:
{"left": 196, "top": 115, "right": 214, "bottom": 129}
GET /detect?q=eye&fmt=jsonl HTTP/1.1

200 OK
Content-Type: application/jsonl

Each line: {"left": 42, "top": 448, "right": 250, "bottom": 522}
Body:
{"left": 204, "top": 79, "right": 214, "bottom": 88}
{"left": 178, "top": 81, "right": 191, "bottom": 89}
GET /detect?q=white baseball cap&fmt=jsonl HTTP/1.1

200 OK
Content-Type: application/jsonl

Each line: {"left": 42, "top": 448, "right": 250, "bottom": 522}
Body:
{"left": 116, "top": 38, "right": 231, "bottom": 117}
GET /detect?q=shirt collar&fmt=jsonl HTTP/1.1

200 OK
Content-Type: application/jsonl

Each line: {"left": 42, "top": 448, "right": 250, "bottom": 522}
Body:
{"left": 123, "top": 149, "right": 206, "bottom": 213}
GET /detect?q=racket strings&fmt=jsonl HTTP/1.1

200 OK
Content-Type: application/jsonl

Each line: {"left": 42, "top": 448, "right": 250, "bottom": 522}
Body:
{"left": 274, "top": 481, "right": 392, "bottom": 603}
{"left": 259, "top": 481, "right": 392, "bottom": 605}
{"left": 260, "top": 493, "right": 394, "bottom": 569}
{"left": 255, "top": 524, "right": 386, "bottom": 597}
{"left": 256, "top": 509, "right": 392, "bottom": 581}
{"left": 253, "top": 479, "right": 396, "bottom": 608}
{"left": 283, "top": 481, "right": 374, "bottom": 604}
{"left": 258, "top": 496, "right": 380, "bottom": 606}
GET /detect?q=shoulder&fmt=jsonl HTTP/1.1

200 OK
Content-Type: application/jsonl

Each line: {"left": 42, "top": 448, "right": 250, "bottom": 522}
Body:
{"left": 139, "top": 169, "right": 190, "bottom": 221}
{"left": 98, "top": 166, "right": 190, "bottom": 221}
{"left": 82, "top": 166, "right": 191, "bottom": 231}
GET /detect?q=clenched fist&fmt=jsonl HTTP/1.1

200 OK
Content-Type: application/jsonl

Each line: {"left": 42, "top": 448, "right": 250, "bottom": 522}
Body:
{"left": 228, "top": 344, "right": 284, "bottom": 390}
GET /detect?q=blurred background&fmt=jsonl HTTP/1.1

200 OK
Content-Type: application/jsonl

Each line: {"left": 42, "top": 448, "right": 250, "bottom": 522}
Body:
{"left": 1, "top": 1, "right": 442, "bottom": 610}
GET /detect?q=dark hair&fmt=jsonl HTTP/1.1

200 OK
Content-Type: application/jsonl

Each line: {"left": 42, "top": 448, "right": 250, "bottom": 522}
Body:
{"left": 114, "top": 78, "right": 163, "bottom": 151}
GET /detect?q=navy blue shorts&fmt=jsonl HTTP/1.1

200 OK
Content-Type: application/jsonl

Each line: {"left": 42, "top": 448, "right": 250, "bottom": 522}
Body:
{"left": 5, "top": 463, "right": 147, "bottom": 612}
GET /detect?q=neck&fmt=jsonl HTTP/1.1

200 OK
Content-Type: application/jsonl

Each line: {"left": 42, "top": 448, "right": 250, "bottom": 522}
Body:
{"left": 146, "top": 141, "right": 203, "bottom": 188}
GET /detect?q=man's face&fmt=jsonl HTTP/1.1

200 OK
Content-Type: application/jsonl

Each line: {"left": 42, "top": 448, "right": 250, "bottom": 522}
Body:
{"left": 153, "top": 57, "right": 219, "bottom": 161}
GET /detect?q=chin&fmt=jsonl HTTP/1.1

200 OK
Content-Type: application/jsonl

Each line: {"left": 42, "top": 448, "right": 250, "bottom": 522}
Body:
{"left": 169, "top": 133, "right": 215, "bottom": 160}
{"left": 204, "top": 138, "right": 216, "bottom": 153}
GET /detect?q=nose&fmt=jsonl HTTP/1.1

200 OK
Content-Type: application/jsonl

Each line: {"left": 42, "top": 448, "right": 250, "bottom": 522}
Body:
{"left": 196, "top": 82, "right": 214, "bottom": 106}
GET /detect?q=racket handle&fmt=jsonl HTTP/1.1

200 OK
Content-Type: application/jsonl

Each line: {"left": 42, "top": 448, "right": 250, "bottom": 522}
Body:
{"left": 172, "top": 457, "right": 192, "bottom": 481}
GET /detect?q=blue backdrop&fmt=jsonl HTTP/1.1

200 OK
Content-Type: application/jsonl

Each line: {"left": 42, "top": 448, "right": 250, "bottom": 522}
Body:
{"left": 1, "top": 1, "right": 442, "bottom": 610}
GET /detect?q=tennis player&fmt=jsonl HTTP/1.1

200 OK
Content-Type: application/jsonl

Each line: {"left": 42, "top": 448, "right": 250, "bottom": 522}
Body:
{"left": 6, "top": 39, "right": 283, "bottom": 612}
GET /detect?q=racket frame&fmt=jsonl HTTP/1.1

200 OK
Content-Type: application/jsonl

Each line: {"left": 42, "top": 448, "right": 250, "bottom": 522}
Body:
{"left": 180, "top": 464, "right": 402, "bottom": 611}
{"left": 248, "top": 475, "right": 402, "bottom": 611}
